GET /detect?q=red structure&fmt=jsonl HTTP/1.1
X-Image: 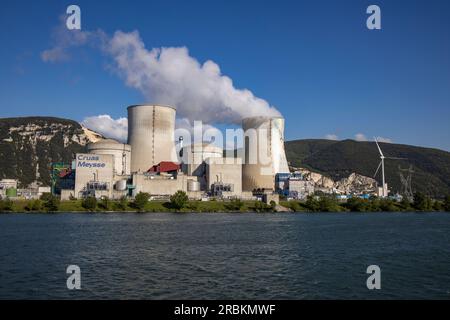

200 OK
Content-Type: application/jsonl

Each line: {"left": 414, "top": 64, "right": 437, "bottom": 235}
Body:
{"left": 148, "top": 161, "right": 180, "bottom": 174}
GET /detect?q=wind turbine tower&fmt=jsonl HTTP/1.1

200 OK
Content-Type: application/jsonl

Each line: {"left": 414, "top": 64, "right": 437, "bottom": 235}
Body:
{"left": 373, "top": 137, "right": 406, "bottom": 198}
{"left": 374, "top": 138, "right": 387, "bottom": 197}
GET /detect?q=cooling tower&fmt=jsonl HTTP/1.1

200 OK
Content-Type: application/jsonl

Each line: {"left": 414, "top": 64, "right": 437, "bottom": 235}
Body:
{"left": 242, "top": 116, "right": 290, "bottom": 191}
{"left": 127, "top": 104, "right": 177, "bottom": 172}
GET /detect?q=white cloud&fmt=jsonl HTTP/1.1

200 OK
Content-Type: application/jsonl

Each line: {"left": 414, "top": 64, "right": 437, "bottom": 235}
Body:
{"left": 81, "top": 115, "right": 128, "bottom": 142}
{"left": 325, "top": 134, "right": 339, "bottom": 141}
{"left": 354, "top": 133, "right": 368, "bottom": 141}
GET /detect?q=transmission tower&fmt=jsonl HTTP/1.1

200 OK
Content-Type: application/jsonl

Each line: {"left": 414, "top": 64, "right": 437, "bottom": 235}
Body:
{"left": 398, "top": 165, "right": 414, "bottom": 201}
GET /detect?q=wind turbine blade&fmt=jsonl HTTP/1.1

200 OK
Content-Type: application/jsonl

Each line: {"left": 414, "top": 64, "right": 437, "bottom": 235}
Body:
{"left": 374, "top": 137, "right": 384, "bottom": 157}
{"left": 385, "top": 157, "right": 407, "bottom": 160}
{"left": 373, "top": 160, "right": 382, "bottom": 178}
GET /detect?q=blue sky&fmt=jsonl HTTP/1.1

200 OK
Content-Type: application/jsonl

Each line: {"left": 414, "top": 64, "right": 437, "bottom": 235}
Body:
{"left": 0, "top": 0, "right": 449, "bottom": 150}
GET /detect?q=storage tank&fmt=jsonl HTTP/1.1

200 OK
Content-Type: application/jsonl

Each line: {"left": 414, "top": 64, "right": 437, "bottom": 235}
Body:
{"left": 187, "top": 180, "right": 201, "bottom": 192}
{"left": 242, "top": 116, "right": 289, "bottom": 191}
{"left": 127, "top": 104, "right": 178, "bottom": 172}
{"left": 6, "top": 188, "right": 17, "bottom": 197}
{"left": 115, "top": 180, "right": 127, "bottom": 191}
{"left": 87, "top": 139, "right": 131, "bottom": 175}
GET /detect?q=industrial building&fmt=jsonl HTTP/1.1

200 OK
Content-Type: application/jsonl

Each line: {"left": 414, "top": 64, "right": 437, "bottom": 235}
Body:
{"left": 61, "top": 103, "right": 290, "bottom": 203}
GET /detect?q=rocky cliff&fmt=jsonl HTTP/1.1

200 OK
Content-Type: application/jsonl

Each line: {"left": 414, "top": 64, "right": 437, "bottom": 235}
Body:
{"left": 0, "top": 117, "right": 103, "bottom": 187}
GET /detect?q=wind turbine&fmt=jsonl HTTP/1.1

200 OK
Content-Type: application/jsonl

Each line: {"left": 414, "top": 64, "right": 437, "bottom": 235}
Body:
{"left": 373, "top": 137, "right": 406, "bottom": 197}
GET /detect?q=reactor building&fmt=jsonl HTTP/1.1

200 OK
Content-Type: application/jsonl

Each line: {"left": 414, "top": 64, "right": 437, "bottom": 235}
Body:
{"left": 63, "top": 103, "right": 291, "bottom": 202}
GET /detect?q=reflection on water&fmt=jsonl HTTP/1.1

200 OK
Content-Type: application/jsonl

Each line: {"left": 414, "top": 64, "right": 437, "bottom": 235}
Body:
{"left": 0, "top": 212, "right": 449, "bottom": 299}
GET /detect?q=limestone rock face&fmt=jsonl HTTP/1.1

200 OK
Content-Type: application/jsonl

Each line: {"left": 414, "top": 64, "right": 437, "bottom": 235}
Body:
{"left": 291, "top": 167, "right": 378, "bottom": 194}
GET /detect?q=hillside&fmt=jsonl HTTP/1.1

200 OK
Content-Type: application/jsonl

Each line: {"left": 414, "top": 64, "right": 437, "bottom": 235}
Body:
{"left": 285, "top": 139, "right": 450, "bottom": 198}
{"left": 0, "top": 117, "right": 102, "bottom": 187}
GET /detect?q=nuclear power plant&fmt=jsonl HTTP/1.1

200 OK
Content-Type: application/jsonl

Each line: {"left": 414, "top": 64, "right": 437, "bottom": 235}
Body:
{"left": 61, "top": 104, "right": 291, "bottom": 203}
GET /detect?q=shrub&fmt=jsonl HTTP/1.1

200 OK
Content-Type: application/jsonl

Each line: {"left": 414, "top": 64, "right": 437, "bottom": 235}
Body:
{"left": 269, "top": 200, "right": 277, "bottom": 211}
{"left": 318, "top": 196, "right": 342, "bottom": 212}
{"left": 304, "top": 195, "right": 320, "bottom": 211}
{"left": 0, "top": 198, "right": 14, "bottom": 212}
{"left": 169, "top": 190, "right": 188, "bottom": 210}
{"left": 413, "top": 192, "right": 432, "bottom": 211}
{"left": 43, "top": 194, "right": 60, "bottom": 212}
{"left": 82, "top": 196, "right": 97, "bottom": 211}
{"left": 114, "top": 196, "right": 129, "bottom": 211}
{"left": 134, "top": 192, "right": 150, "bottom": 211}
{"left": 225, "top": 199, "right": 244, "bottom": 211}
{"left": 444, "top": 196, "right": 450, "bottom": 212}
{"left": 98, "top": 197, "right": 110, "bottom": 210}
{"left": 25, "top": 199, "right": 43, "bottom": 212}
{"left": 253, "top": 201, "right": 270, "bottom": 213}
{"left": 345, "top": 197, "right": 370, "bottom": 212}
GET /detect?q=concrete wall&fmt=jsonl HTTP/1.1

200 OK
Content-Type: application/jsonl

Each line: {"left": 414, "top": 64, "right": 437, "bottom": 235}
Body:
{"left": 206, "top": 157, "right": 242, "bottom": 196}
{"left": 74, "top": 153, "right": 114, "bottom": 199}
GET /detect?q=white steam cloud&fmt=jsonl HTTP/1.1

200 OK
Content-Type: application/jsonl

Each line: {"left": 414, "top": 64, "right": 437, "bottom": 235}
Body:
{"left": 42, "top": 24, "right": 280, "bottom": 125}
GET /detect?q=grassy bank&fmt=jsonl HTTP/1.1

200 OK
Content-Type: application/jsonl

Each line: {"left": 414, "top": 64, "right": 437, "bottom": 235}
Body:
{"left": 1, "top": 192, "right": 449, "bottom": 213}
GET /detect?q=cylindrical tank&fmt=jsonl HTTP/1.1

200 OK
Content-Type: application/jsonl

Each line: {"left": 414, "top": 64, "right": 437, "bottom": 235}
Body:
{"left": 242, "top": 116, "right": 290, "bottom": 191}
{"left": 115, "top": 180, "right": 127, "bottom": 191}
{"left": 187, "top": 180, "right": 201, "bottom": 192}
{"left": 87, "top": 139, "right": 131, "bottom": 175}
{"left": 127, "top": 104, "right": 178, "bottom": 172}
{"left": 6, "top": 188, "right": 17, "bottom": 197}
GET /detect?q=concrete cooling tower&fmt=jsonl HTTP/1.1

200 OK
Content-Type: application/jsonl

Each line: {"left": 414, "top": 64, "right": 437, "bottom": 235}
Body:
{"left": 242, "top": 116, "right": 290, "bottom": 191}
{"left": 127, "top": 104, "right": 177, "bottom": 172}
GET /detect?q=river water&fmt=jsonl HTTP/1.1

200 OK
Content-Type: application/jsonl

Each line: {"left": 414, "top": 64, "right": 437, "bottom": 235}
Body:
{"left": 0, "top": 212, "right": 449, "bottom": 299}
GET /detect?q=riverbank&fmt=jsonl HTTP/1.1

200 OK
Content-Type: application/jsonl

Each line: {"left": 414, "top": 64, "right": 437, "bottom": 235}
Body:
{"left": 0, "top": 195, "right": 449, "bottom": 213}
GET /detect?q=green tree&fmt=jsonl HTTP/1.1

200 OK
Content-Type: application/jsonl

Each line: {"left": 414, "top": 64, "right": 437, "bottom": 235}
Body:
{"left": 444, "top": 196, "right": 450, "bottom": 212}
{"left": 378, "top": 199, "right": 399, "bottom": 212}
{"left": 269, "top": 200, "right": 277, "bottom": 211}
{"left": 43, "top": 194, "right": 60, "bottom": 212}
{"left": 0, "top": 198, "right": 14, "bottom": 212}
{"left": 318, "top": 196, "right": 342, "bottom": 212}
{"left": 345, "top": 197, "right": 370, "bottom": 212}
{"left": 114, "top": 196, "right": 129, "bottom": 211}
{"left": 25, "top": 199, "right": 43, "bottom": 212}
{"left": 305, "top": 195, "right": 320, "bottom": 211}
{"left": 169, "top": 190, "right": 188, "bottom": 210}
{"left": 399, "top": 197, "right": 412, "bottom": 211}
{"left": 413, "top": 192, "right": 431, "bottom": 211}
{"left": 134, "top": 192, "right": 150, "bottom": 211}
{"left": 225, "top": 199, "right": 244, "bottom": 211}
{"left": 82, "top": 196, "right": 97, "bottom": 211}
{"left": 40, "top": 192, "right": 53, "bottom": 202}
{"left": 432, "top": 200, "right": 443, "bottom": 211}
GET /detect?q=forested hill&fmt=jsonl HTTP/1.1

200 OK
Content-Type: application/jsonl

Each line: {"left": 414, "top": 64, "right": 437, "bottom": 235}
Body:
{"left": 285, "top": 139, "right": 450, "bottom": 198}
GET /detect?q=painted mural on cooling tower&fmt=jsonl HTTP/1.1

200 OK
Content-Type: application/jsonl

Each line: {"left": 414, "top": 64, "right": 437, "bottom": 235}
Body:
{"left": 74, "top": 153, "right": 114, "bottom": 198}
